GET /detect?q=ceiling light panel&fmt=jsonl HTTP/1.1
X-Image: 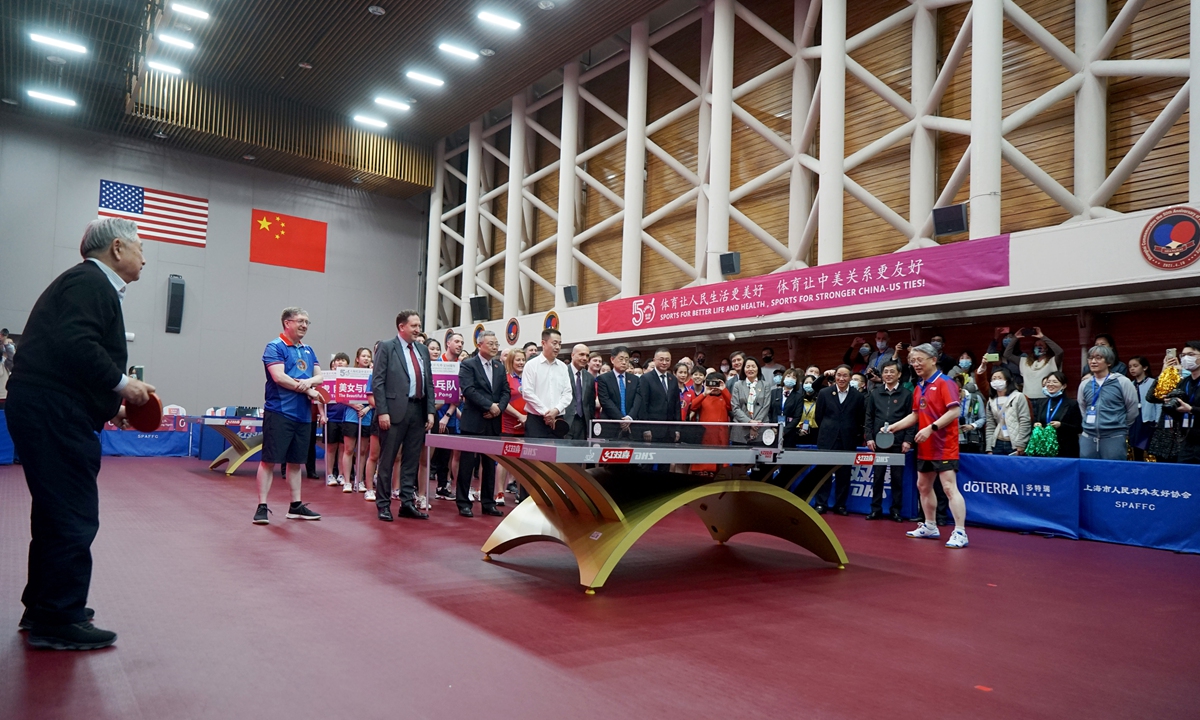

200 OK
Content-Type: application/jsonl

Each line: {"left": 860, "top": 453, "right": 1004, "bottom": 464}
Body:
{"left": 27, "top": 90, "right": 77, "bottom": 106}
{"left": 375, "top": 97, "right": 411, "bottom": 111}
{"left": 354, "top": 115, "right": 387, "bottom": 128}
{"left": 158, "top": 34, "right": 195, "bottom": 49}
{"left": 171, "top": 3, "right": 210, "bottom": 19}
{"left": 29, "top": 33, "right": 87, "bottom": 54}
{"left": 406, "top": 71, "right": 444, "bottom": 87}
{"left": 438, "top": 43, "right": 478, "bottom": 60}
{"left": 147, "top": 61, "right": 182, "bottom": 75}
{"left": 477, "top": 11, "right": 520, "bottom": 30}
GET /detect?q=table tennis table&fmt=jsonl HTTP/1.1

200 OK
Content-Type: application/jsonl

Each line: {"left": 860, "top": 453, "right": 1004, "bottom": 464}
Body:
{"left": 424, "top": 432, "right": 903, "bottom": 593}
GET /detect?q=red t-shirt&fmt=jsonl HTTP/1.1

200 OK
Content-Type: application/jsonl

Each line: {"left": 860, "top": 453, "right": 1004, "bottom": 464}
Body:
{"left": 912, "top": 372, "right": 960, "bottom": 460}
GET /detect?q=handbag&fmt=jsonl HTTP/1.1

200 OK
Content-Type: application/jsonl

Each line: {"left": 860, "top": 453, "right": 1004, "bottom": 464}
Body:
{"left": 1026, "top": 424, "right": 1059, "bottom": 457}
{"left": 1148, "top": 424, "right": 1183, "bottom": 462}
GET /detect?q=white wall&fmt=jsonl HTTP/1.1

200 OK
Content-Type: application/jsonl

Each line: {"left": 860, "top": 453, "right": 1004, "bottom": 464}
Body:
{"left": 0, "top": 114, "right": 427, "bottom": 412}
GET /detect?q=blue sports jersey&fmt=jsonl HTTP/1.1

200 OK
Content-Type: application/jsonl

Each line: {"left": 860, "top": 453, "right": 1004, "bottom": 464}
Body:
{"left": 263, "top": 335, "right": 320, "bottom": 422}
{"left": 326, "top": 401, "right": 350, "bottom": 424}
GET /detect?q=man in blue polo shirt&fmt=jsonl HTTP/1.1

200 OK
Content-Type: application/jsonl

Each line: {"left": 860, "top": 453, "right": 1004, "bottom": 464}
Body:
{"left": 254, "top": 307, "right": 323, "bottom": 525}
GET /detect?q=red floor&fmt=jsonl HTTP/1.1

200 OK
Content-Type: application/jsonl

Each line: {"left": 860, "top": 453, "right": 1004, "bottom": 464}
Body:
{"left": 1, "top": 457, "right": 1198, "bottom": 720}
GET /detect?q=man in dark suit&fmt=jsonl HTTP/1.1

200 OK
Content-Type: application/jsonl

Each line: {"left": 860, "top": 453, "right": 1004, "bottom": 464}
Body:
{"left": 813, "top": 364, "right": 867, "bottom": 515}
{"left": 455, "top": 331, "right": 509, "bottom": 517}
{"left": 372, "top": 310, "right": 436, "bottom": 521}
{"left": 632, "top": 348, "right": 681, "bottom": 443}
{"left": 596, "top": 345, "right": 638, "bottom": 439}
{"left": 563, "top": 343, "right": 596, "bottom": 440}
{"left": 6, "top": 218, "right": 155, "bottom": 650}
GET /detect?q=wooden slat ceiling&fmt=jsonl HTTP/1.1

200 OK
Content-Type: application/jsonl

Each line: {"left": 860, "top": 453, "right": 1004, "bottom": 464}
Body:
{"left": 0, "top": 0, "right": 671, "bottom": 197}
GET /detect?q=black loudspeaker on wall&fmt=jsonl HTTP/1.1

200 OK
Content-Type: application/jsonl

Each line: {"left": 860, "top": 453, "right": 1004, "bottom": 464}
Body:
{"left": 165, "top": 274, "right": 185, "bottom": 334}
{"left": 932, "top": 203, "right": 969, "bottom": 236}
{"left": 469, "top": 295, "right": 490, "bottom": 322}
{"left": 563, "top": 285, "right": 579, "bottom": 304}
{"left": 719, "top": 251, "right": 741, "bottom": 275}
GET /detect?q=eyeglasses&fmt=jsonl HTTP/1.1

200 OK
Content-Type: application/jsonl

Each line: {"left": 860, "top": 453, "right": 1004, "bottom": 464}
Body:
{"left": 288, "top": 319, "right": 310, "bottom": 326}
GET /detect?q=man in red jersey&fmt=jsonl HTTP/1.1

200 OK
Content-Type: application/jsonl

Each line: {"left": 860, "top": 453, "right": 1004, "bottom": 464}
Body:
{"left": 884, "top": 342, "right": 969, "bottom": 548}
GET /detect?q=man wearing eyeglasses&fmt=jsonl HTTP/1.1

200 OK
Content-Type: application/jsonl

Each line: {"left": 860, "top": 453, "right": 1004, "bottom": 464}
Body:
{"left": 253, "top": 307, "right": 323, "bottom": 526}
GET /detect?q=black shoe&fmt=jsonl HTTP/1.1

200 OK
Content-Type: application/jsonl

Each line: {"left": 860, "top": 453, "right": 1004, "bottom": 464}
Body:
{"left": 865, "top": 510, "right": 883, "bottom": 520}
{"left": 306, "top": 471, "right": 321, "bottom": 480}
{"left": 458, "top": 508, "right": 474, "bottom": 518}
{"left": 890, "top": 511, "right": 904, "bottom": 522}
{"left": 936, "top": 516, "right": 950, "bottom": 527}
{"left": 378, "top": 508, "right": 394, "bottom": 522}
{"left": 20, "top": 608, "right": 93, "bottom": 632}
{"left": 435, "top": 487, "right": 454, "bottom": 501}
{"left": 253, "top": 504, "right": 271, "bottom": 525}
{"left": 398, "top": 504, "right": 429, "bottom": 520}
{"left": 814, "top": 504, "right": 828, "bottom": 515}
{"left": 482, "top": 506, "right": 504, "bottom": 517}
{"left": 286, "top": 502, "right": 321, "bottom": 520}
{"left": 27, "top": 621, "right": 116, "bottom": 650}
{"left": 832, "top": 506, "right": 849, "bottom": 516}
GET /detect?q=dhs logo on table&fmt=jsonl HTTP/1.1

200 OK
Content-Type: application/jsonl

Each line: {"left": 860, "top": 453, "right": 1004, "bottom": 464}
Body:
{"left": 1140, "top": 206, "right": 1200, "bottom": 270}
{"left": 598, "top": 448, "right": 633, "bottom": 464}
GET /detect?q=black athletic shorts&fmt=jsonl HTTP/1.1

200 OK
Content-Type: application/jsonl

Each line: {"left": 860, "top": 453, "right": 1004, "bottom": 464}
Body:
{"left": 262, "top": 410, "right": 311, "bottom": 464}
{"left": 339, "top": 420, "right": 372, "bottom": 439}
{"left": 326, "top": 421, "right": 345, "bottom": 444}
{"left": 917, "top": 459, "right": 959, "bottom": 474}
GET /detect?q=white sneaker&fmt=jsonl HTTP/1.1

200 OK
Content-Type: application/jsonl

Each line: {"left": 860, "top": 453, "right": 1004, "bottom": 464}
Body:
{"left": 391, "top": 488, "right": 399, "bottom": 500}
{"left": 494, "top": 494, "right": 505, "bottom": 507}
{"left": 337, "top": 474, "right": 346, "bottom": 486}
{"left": 343, "top": 479, "right": 354, "bottom": 493}
{"left": 945, "top": 529, "right": 969, "bottom": 549}
{"left": 364, "top": 490, "right": 376, "bottom": 502}
{"left": 354, "top": 481, "right": 366, "bottom": 493}
{"left": 469, "top": 489, "right": 480, "bottom": 502}
{"left": 906, "top": 523, "right": 940, "bottom": 539}
{"left": 326, "top": 475, "right": 339, "bottom": 487}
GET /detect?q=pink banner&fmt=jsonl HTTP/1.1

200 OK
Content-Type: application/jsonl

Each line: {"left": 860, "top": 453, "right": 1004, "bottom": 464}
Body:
{"left": 332, "top": 367, "right": 371, "bottom": 403}
{"left": 431, "top": 360, "right": 460, "bottom": 404}
{"left": 597, "top": 236, "right": 1010, "bottom": 334}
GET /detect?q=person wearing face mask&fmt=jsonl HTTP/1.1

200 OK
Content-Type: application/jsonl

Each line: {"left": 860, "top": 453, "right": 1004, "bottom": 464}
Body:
{"left": 842, "top": 335, "right": 872, "bottom": 374}
{"left": 773, "top": 368, "right": 804, "bottom": 446}
{"left": 1125, "top": 356, "right": 1160, "bottom": 461}
{"left": 760, "top": 346, "right": 784, "bottom": 376}
{"left": 1145, "top": 342, "right": 1200, "bottom": 463}
{"left": 786, "top": 374, "right": 821, "bottom": 446}
{"left": 958, "top": 378, "right": 987, "bottom": 454}
{"left": 985, "top": 367, "right": 1031, "bottom": 455}
{"left": 983, "top": 327, "right": 1023, "bottom": 385}
{"left": 850, "top": 373, "right": 868, "bottom": 393}
{"left": 1077, "top": 344, "right": 1139, "bottom": 460}
{"left": 1002, "top": 327, "right": 1064, "bottom": 399}
{"left": 928, "top": 333, "right": 956, "bottom": 375}
{"left": 864, "top": 361, "right": 914, "bottom": 521}
{"left": 951, "top": 351, "right": 976, "bottom": 385}
{"left": 858, "top": 330, "right": 897, "bottom": 388}
{"left": 1030, "top": 371, "right": 1082, "bottom": 457}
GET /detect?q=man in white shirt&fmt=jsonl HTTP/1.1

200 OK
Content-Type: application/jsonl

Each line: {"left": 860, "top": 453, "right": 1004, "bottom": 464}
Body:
{"left": 759, "top": 346, "right": 785, "bottom": 377}
{"left": 520, "top": 328, "right": 572, "bottom": 438}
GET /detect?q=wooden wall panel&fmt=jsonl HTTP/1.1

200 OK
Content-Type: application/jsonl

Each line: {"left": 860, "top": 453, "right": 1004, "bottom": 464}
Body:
{"left": 1107, "top": 0, "right": 1190, "bottom": 212}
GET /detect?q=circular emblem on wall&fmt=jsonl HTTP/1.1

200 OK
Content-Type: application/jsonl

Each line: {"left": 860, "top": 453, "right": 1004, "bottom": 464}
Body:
{"left": 473, "top": 323, "right": 486, "bottom": 348}
{"left": 543, "top": 311, "right": 560, "bottom": 332}
{"left": 444, "top": 329, "right": 456, "bottom": 346}
{"left": 1139, "top": 206, "right": 1200, "bottom": 271}
{"left": 505, "top": 318, "right": 520, "bottom": 345}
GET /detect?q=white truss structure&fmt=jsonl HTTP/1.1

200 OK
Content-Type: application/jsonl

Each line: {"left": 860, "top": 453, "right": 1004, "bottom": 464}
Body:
{"left": 425, "top": 0, "right": 1200, "bottom": 332}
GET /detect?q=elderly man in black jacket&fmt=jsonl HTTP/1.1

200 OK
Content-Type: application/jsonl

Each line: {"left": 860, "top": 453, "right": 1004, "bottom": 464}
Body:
{"left": 455, "top": 330, "right": 509, "bottom": 517}
{"left": 813, "top": 365, "right": 866, "bottom": 515}
{"left": 6, "top": 217, "right": 156, "bottom": 650}
{"left": 865, "top": 360, "right": 915, "bottom": 521}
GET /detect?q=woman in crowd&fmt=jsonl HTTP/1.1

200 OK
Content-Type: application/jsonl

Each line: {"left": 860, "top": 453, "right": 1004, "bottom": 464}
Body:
{"left": 675, "top": 362, "right": 702, "bottom": 445}
{"left": 340, "top": 347, "right": 375, "bottom": 493}
{"left": 324, "top": 352, "right": 351, "bottom": 487}
{"left": 791, "top": 374, "right": 821, "bottom": 446}
{"left": 498, "top": 349, "right": 528, "bottom": 499}
{"left": 985, "top": 367, "right": 1031, "bottom": 455}
{"left": 425, "top": 338, "right": 441, "bottom": 358}
{"left": 1126, "top": 355, "right": 1160, "bottom": 461}
{"left": 691, "top": 366, "right": 708, "bottom": 392}
{"left": 730, "top": 356, "right": 773, "bottom": 446}
{"left": 1078, "top": 344, "right": 1139, "bottom": 461}
{"left": 842, "top": 336, "right": 871, "bottom": 374}
{"left": 951, "top": 350, "right": 976, "bottom": 386}
{"left": 1148, "top": 343, "right": 1200, "bottom": 464}
{"left": 1003, "top": 327, "right": 1063, "bottom": 399}
{"left": 690, "top": 371, "right": 733, "bottom": 474}
{"left": 958, "top": 378, "right": 986, "bottom": 454}
{"left": 1031, "top": 371, "right": 1082, "bottom": 458}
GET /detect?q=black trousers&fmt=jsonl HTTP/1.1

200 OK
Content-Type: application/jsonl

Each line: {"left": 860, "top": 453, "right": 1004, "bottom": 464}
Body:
{"left": 524, "top": 414, "right": 556, "bottom": 438}
{"left": 813, "top": 465, "right": 852, "bottom": 509}
{"left": 456, "top": 431, "right": 498, "bottom": 511}
{"left": 6, "top": 386, "right": 101, "bottom": 627}
{"left": 871, "top": 464, "right": 904, "bottom": 514}
{"left": 376, "top": 402, "right": 425, "bottom": 509}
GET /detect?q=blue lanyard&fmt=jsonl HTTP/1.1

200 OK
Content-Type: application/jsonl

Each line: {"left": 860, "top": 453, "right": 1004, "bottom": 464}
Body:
{"left": 1089, "top": 377, "right": 1103, "bottom": 409}
{"left": 1045, "top": 397, "right": 1063, "bottom": 424}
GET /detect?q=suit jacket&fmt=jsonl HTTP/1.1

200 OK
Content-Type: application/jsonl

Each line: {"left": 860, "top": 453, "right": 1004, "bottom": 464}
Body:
{"left": 8, "top": 261, "right": 126, "bottom": 429}
{"left": 597, "top": 371, "right": 639, "bottom": 420}
{"left": 814, "top": 385, "right": 866, "bottom": 451}
{"left": 633, "top": 369, "right": 681, "bottom": 422}
{"left": 562, "top": 365, "right": 595, "bottom": 427}
{"left": 457, "top": 353, "right": 510, "bottom": 436}
{"left": 372, "top": 336, "right": 435, "bottom": 421}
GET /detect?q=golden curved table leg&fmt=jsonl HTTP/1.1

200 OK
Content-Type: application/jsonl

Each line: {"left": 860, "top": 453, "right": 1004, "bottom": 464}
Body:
{"left": 481, "top": 470, "right": 847, "bottom": 592}
{"left": 208, "top": 432, "right": 264, "bottom": 476}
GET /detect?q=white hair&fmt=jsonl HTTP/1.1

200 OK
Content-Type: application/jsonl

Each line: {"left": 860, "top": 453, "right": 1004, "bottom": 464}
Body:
{"left": 79, "top": 217, "right": 139, "bottom": 258}
{"left": 909, "top": 342, "right": 937, "bottom": 360}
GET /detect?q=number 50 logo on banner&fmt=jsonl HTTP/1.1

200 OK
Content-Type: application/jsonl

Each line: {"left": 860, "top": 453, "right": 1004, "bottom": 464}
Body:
{"left": 631, "top": 298, "right": 656, "bottom": 327}
{"left": 333, "top": 367, "right": 372, "bottom": 403}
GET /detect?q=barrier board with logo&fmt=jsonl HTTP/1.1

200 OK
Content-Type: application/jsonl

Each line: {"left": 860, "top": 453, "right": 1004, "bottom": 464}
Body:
{"left": 957, "top": 455, "right": 1080, "bottom": 538}
{"left": 844, "top": 451, "right": 919, "bottom": 517}
{"left": 101, "top": 415, "right": 193, "bottom": 457}
{"left": 1078, "top": 459, "right": 1200, "bottom": 553}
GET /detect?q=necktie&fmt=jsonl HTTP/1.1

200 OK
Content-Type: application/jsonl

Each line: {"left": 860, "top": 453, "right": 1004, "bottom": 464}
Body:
{"left": 618, "top": 374, "right": 626, "bottom": 416}
{"left": 575, "top": 370, "right": 584, "bottom": 416}
{"left": 661, "top": 373, "right": 668, "bottom": 396}
{"left": 407, "top": 342, "right": 423, "bottom": 399}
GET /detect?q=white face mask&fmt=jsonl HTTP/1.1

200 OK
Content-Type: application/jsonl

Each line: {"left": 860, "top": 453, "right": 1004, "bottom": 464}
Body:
{"left": 990, "top": 379, "right": 1007, "bottom": 391}
{"left": 1182, "top": 355, "right": 1198, "bottom": 371}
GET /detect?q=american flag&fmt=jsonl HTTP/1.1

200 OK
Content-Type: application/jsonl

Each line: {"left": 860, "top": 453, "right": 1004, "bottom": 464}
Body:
{"left": 98, "top": 179, "right": 208, "bottom": 247}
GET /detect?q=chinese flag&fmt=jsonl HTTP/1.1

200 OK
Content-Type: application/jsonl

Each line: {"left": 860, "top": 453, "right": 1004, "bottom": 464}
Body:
{"left": 250, "top": 209, "right": 327, "bottom": 272}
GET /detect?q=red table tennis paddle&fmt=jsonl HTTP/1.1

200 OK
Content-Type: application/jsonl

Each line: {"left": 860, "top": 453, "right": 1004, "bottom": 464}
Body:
{"left": 315, "top": 385, "right": 331, "bottom": 404}
{"left": 124, "top": 392, "right": 163, "bottom": 432}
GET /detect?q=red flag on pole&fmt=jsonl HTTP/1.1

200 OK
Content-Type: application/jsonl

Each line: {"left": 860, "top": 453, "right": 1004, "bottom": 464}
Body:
{"left": 250, "top": 209, "right": 327, "bottom": 272}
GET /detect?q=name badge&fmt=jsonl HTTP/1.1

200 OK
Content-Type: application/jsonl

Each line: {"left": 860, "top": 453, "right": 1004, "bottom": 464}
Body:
{"left": 802, "top": 421, "right": 810, "bottom": 433}
{"left": 1085, "top": 407, "right": 1097, "bottom": 426}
